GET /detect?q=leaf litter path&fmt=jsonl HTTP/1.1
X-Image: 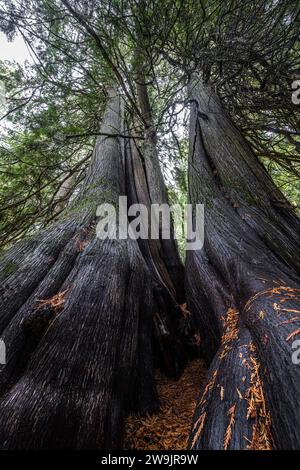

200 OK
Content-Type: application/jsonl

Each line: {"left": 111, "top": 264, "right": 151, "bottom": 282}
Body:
{"left": 125, "top": 359, "right": 207, "bottom": 450}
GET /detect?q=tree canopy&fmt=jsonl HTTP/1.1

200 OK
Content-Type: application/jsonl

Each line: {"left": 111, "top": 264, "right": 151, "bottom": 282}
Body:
{"left": 0, "top": 0, "right": 299, "bottom": 248}
{"left": 0, "top": 0, "right": 300, "bottom": 452}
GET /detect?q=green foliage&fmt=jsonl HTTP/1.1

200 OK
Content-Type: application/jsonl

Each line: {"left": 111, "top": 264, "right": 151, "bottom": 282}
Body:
{"left": 263, "top": 159, "right": 300, "bottom": 211}
{"left": 0, "top": 57, "right": 104, "bottom": 247}
{"left": 0, "top": 0, "right": 299, "bottom": 250}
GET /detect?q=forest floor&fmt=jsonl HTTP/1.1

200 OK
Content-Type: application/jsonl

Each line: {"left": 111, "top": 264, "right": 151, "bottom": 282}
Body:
{"left": 124, "top": 359, "right": 207, "bottom": 450}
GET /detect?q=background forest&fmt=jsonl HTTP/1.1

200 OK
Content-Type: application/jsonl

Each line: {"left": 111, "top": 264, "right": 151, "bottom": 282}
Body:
{"left": 0, "top": 0, "right": 299, "bottom": 249}
{"left": 0, "top": 0, "right": 300, "bottom": 451}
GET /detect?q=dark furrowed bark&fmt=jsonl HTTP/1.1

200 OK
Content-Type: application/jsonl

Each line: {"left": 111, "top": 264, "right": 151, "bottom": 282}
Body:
{"left": 125, "top": 138, "right": 196, "bottom": 378}
{"left": 125, "top": 139, "right": 176, "bottom": 297}
{"left": 125, "top": 280, "right": 159, "bottom": 416}
{"left": 243, "top": 285, "right": 300, "bottom": 449}
{"left": 0, "top": 88, "right": 125, "bottom": 332}
{"left": 0, "top": 237, "right": 155, "bottom": 449}
{"left": 187, "top": 78, "right": 300, "bottom": 450}
{"left": 0, "top": 89, "right": 159, "bottom": 449}
{"left": 185, "top": 249, "right": 229, "bottom": 364}
{"left": 189, "top": 77, "right": 300, "bottom": 273}
{"left": 0, "top": 221, "right": 78, "bottom": 333}
{"left": 190, "top": 326, "right": 257, "bottom": 450}
{"left": 136, "top": 79, "right": 185, "bottom": 303}
{"left": 0, "top": 224, "right": 95, "bottom": 396}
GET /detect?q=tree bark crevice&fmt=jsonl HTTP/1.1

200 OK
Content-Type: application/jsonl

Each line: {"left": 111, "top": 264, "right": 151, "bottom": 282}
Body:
{"left": 187, "top": 77, "right": 300, "bottom": 450}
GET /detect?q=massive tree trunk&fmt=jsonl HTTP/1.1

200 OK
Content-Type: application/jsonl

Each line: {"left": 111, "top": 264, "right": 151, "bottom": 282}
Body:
{"left": 187, "top": 77, "right": 300, "bottom": 450}
{"left": 0, "top": 78, "right": 198, "bottom": 449}
{"left": 0, "top": 88, "right": 159, "bottom": 449}
{"left": 124, "top": 135, "right": 198, "bottom": 379}
{"left": 135, "top": 76, "right": 185, "bottom": 303}
{"left": 115, "top": 65, "right": 196, "bottom": 378}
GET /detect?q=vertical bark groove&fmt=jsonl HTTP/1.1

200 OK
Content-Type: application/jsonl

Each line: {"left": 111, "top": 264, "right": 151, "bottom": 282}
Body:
{"left": 187, "top": 77, "right": 300, "bottom": 450}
